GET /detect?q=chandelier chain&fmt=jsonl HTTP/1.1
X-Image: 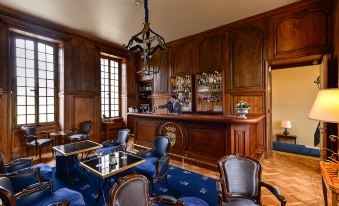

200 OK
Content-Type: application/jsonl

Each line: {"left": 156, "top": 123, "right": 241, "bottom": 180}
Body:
{"left": 144, "top": 0, "right": 149, "bottom": 23}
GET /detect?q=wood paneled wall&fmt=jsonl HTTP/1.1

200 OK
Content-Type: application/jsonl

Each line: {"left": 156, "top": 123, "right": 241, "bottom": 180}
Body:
{"left": 0, "top": 6, "right": 128, "bottom": 161}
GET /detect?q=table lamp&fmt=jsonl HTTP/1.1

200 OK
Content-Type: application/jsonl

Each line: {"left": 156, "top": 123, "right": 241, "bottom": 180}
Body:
{"left": 309, "top": 89, "right": 339, "bottom": 141}
{"left": 281, "top": 120, "right": 292, "bottom": 135}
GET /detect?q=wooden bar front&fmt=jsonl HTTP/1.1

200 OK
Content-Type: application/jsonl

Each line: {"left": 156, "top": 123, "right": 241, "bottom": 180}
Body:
{"left": 127, "top": 113, "right": 265, "bottom": 167}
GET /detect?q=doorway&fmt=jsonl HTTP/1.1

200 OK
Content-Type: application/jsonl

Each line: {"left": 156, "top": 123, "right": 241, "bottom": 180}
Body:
{"left": 271, "top": 64, "right": 321, "bottom": 157}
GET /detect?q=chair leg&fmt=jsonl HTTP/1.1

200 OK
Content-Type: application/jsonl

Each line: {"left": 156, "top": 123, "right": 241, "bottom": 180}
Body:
{"left": 26, "top": 147, "right": 29, "bottom": 158}
{"left": 39, "top": 147, "right": 42, "bottom": 162}
{"left": 152, "top": 180, "right": 156, "bottom": 195}
{"left": 35, "top": 147, "right": 38, "bottom": 157}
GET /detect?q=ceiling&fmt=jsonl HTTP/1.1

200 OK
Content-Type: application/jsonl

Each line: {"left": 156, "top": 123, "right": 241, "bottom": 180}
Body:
{"left": 0, "top": 0, "right": 300, "bottom": 46}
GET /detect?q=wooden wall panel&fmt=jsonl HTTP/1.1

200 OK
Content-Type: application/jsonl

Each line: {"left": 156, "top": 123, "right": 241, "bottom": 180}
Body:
{"left": 269, "top": 0, "right": 332, "bottom": 60}
{"left": 229, "top": 124, "right": 249, "bottom": 156}
{"left": 231, "top": 94, "right": 264, "bottom": 115}
{"left": 153, "top": 50, "right": 170, "bottom": 94}
{"left": 196, "top": 33, "right": 225, "bottom": 73}
{"left": 226, "top": 23, "right": 266, "bottom": 91}
{"left": 71, "top": 39, "right": 98, "bottom": 93}
{"left": 135, "top": 121, "right": 158, "bottom": 147}
{"left": 153, "top": 94, "right": 170, "bottom": 114}
{"left": 170, "top": 41, "right": 195, "bottom": 75}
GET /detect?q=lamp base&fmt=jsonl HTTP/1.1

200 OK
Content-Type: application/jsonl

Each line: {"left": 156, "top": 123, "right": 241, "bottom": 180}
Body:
{"left": 283, "top": 128, "right": 289, "bottom": 136}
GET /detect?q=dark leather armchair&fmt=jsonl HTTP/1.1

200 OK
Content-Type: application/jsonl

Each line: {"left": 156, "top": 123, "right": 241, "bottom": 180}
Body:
{"left": 108, "top": 174, "right": 209, "bottom": 206}
{"left": 217, "top": 155, "right": 287, "bottom": 206}
{"left": 21, "top": 126, "right": 54, "bottom": 162}
{"left": 0, "top": 168, "right": 85, "bottom": 206}
{"left": 134, "top": 135, "right": 170, "bottom": 194}
{"left": 0, "top": 152, "right": 53, "bottom": 181}
{"left": 68, "top": 121, "right": 92, "bottom": 143}
{"left": 96, "top": 129, "right": 130, "bottom": 155}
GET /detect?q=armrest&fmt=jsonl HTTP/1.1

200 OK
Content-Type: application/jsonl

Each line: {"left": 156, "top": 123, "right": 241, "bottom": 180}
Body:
{"left": 216, "top": 180, "right": 224, "bottom": 205}
{"left": 47, "top": 200, "right": 70, "bottom": 206}
{"left": 261, "top": 181, "right": 286, "bottom": 206}
{"left": 137, "top": 150, "right": 155, "bottom": 158}
{"left": 101, "top": 140, "right": 115, "bottom": 146}
{"left": 151, "top": 195, "right": 184, "bottom": 206}
{"left": 37, "top": 131, "right": 50, "bottom": 135}
{"left": 26, "top": 135, "right": 37, "bottom": 143}
{"left": 4, "top": 158, "right": 33, "bottom": 173}
{"left": 15, "top": 181, "right": 53, "bottom": 199}
{"left": 157, "top": 156, "right": 169, "bottom": 177}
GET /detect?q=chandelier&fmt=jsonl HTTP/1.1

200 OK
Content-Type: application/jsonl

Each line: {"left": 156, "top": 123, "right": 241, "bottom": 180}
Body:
{"left": 124, "top": 0, "right": 167, "bottom": 76}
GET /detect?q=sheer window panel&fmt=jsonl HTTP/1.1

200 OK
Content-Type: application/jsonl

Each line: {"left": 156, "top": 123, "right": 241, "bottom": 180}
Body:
{"left": 46, "top": 54, "right": 53, "bottom": 63}
{"left": 40, "top": 114, "right": 47, "bottom": 123}
{"left": 47, "top": 105, "right": 54, "bottom": 112}
{"left": 16, "top": 67, "right": 26, "bottom": 77}
{"left": 39, "top": 61, "right": 46, "bottom": 70}
{"left": 16, "top": 39, "right": 25, "bottom": 48}
{"left": 17, "top": 106, "right": 26, "bottom": 115}
{"left": 27, "top": 115, "right": 35, "bottom": 124}
{"left": 17, "top": 115, "right": 26, "bottom": 125}
{"left": 17, "top": 87, "right": 26, "bottom": 95}
{"left": 26, "top": 59, "right": 34, "bottom": 69}
{"left": 39, "top": 79, "right": 47, "bottom": 87}
{"left": 39, "top": 70, "right": 46, "bottom": 79}
{"left": 47, "top": 114, "right": 54, "bottom": 122}
{"left": 17, "top": 96, "right": 26, "bottom": 105}
{"left": 17, "top": 77, "right": 26, "bottom": 86}
{"left": 16, "top": 48, "right": 25, "bottom": 58}
{"left": 47, "top": 71, "right": 54, "bottom": 80}
{"left": 40, "top": 106, "right": 47, "bottom": 113}
{"left": 26, "top": 69, "right": 34, "bottom": 78}
{"left": 26, "top": 50, "right": 34, "bottom": 59}
{"left": 27, "top": 97, "right": 35, "bottom": 106}
{"left": 26, "top": 78, "right": 35, "bottom": 87}
{"left": 46, "top": 63, "right": 54, "bottom": 71}
{"left": 16, "top": 58, "right": 25, "bottom": 67}
{"left": 27, "top": 106, "right": 35, "bottom": 114}
{"left": 38, "top": 52, "right": 46, "bottom": 61}
{"left": 26, "top": 87, "right": 35, "bottom": 96}
{"left": 38, "top": 43, "right": 45, "bottom": 52}
{"left": 47, "top": 97, "right": 54, "bottom": 105}
{"left": 46, "top": 46, "right": 53, "bottom": 54}
{"left": 47, "top": 89, "right": 54, "bottom": 96}
{"left": 39, "top": 88, "right": 46, "bottom": 96}
{"left": 25, "top": 41, "right": 34, "bottom": 50}
{"left": 39, "top": 97, "right": 47, "bottom": 105}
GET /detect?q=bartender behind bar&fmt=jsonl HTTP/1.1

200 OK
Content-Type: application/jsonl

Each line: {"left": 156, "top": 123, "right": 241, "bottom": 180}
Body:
{"left": 155, "top": 95, "right": 182, "bottom": 114}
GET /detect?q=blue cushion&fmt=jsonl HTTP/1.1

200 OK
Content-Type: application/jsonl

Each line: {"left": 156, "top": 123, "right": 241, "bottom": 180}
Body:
{"left": 96, "top": 147, "right": 114, "bottom": 155}
{"left": 30, "top": 164, "right": 53, "bottom": 180}
{"left": 179, "top": 197, "right": 209, "bottom": 206}
{"left": 9, "top": 169, "right": 40, "bottom": 193}
{"left": 134, "top": 160, "right": 156, "bottom": 179}
{"left": 69, "top": 134, "right": 84, "bottom": 141}
{"left": 5, "top": 160, "right": 32, "bottom": 173}
{"left": 17, "top": 187, "right": 86, "bottom": 206}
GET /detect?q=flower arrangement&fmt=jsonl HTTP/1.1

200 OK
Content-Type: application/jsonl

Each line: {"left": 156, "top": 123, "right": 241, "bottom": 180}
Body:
{"left": 235, "top": 101, "right": 251, "bottom": 109}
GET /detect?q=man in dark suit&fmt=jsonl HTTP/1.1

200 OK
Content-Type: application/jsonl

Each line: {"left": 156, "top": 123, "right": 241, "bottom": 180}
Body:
{"left": 156, "top": 95, "right": 182, "bottom": 114}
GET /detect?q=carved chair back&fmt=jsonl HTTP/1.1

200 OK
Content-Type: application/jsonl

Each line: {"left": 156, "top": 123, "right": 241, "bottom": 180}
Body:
{"left": 0, "top": 181, "right": 16, "bottom": 206}
{"left": 218, "top": 155, "right": 261, "bottom": 203}
{"left": 0, "top": 152, "right": 6, "bottom": 174}
{"left": 79, "top": 121, "right": 92, "bottom": 134}
{"left": 108, "top": 174, "right": 149, "bottom": 206}
{"left": 20, "top": 126, "right": 37, "bottom": 143}
{"left": 153, "top": 136, "right": 170, "bottom": 157}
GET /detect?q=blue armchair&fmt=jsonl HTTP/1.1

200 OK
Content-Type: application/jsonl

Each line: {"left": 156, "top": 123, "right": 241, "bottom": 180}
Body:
{"left": 0, "top": 170, "right": 85, "bottom": 206}
{"left": 0, "top": 152, "right": 52, "bottom": 181}
{"left": 67, "top": 121, "right": 92, "bottom": 143}
{"left": 96, "top": 128, "right": 130, "bottom": 155}
{"left": 134, "top": 135, "right": 170, "bottom": 194}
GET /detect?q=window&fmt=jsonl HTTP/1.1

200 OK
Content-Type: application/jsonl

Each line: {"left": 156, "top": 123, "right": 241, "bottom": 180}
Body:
{"left": 13, "top": 34, "right": 57, "bottom": 125}
{"left": 100, "top": 57, "right": 120, "bottom": 118}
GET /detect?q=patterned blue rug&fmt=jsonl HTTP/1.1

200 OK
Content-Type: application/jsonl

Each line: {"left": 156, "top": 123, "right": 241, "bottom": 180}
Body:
{"left": 52, "top": 165, "right": 218, "bottom": 206}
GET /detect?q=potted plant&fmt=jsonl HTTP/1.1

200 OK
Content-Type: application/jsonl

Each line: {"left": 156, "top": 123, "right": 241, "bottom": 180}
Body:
{"left": 235, "top": 101, "right": 251, "bottom": 118}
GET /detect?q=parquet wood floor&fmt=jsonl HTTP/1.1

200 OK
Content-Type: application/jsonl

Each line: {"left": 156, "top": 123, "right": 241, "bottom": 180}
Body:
{"left": 35, "top": 150, "right": 326, "bottom": 206}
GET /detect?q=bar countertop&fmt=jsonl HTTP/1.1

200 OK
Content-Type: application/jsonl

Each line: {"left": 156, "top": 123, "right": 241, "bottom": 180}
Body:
{"left": 127, "top": 113, "right": 265, "bottom": 124}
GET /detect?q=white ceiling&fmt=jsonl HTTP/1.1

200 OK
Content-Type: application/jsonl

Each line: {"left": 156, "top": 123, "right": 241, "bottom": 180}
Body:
{"left": 0, "top": 0, "right": 300, "bottom": 46}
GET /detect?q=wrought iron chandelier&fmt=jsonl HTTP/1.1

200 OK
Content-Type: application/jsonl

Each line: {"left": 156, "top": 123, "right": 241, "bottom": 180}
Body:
{"left": 124, "top": 0, "right": 167, "bottom": 76}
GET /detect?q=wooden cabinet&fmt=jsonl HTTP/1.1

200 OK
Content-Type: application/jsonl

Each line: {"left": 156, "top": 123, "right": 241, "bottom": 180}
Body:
{"left": 170, "top": 41, "right": 195, "bottom": 75}
{"left": 196, "top": 32, "right": 225, "bottom": 73}
{"left": 269, "top": 0, "right": 332, "bottom": 61}
{"left": 225, "top": 22, "right": 267, "bottom": 92}
{"left": 153, "top": 50, "right": 170, "bottom": 94}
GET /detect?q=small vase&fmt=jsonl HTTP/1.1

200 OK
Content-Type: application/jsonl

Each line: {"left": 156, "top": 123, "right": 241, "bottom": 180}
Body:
{"left": 236, "top": 108, "right": 249, "bottom": 118}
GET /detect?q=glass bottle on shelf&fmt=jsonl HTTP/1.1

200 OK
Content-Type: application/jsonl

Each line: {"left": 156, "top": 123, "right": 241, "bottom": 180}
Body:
{"left": 170, "top": 74, "right": 193, "bottom": 112}
{"left": 196, "top": 70, "right": 223, "bottom": 112}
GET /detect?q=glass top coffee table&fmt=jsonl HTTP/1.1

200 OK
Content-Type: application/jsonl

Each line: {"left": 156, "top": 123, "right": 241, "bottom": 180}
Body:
{"left": 52, "top": 140, "right": 102, "bottom": 156}
{"left": 80, "top": 151, "right": 144, "bottom": 178}
{"left": 80, "top": 151, "right": 144, "bottom": 204}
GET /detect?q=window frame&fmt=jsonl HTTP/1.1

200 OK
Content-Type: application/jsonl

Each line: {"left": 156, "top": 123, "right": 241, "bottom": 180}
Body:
{"left": 100, "top": 55, "right": 122, "bottom": 118}
{"left": 10, "top": 32, "right": 59, "bottom": 127}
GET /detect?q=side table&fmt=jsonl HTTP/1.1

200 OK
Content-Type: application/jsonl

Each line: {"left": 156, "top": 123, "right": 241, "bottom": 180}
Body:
{"left": 320, "top": 161, "right": 339, "bottom": 206}
{"left": 276, "top": 133, "right": 297, "bottom": 144}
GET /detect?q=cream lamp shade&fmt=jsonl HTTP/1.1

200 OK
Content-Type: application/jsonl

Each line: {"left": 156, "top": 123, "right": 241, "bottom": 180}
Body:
{"left": 281, "top": 120, "right": 291, "bottom": 128}
{"left": 308, "top": 89, "right": 339, "bottom": 123}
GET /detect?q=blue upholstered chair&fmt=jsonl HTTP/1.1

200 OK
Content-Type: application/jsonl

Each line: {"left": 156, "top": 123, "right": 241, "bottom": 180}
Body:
{"left": 108, "top": 174, "right": 208, "bottom": 206}
{"left": 21, "top": 126, "right": 54, "bottom": 162}
{"left": 67, "top": 121, "right": 92, "bottom": 143}
{"left": 96, "top": 129, "right": 130, "bottom": 155}
{"left": 134, "top": 135, "right": 170, "bottom": 194}
{"left": 0, "top": 180, "right": 85, "bottom": 206}
{"left": 217, "top": 155, "right": 286, "bottom": 206}
{"left": 0, "top": 152, "right": 52, "bottom": 181}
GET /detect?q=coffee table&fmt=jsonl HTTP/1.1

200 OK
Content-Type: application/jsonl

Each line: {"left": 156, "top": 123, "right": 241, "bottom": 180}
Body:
{"left": 52, "top": 140, "right": 103, "bottom": 181}
{"left": 50, "top": 130, "right": 72, "bottom": 145}
{"left": 80, "top": 151, "right": 144, "bottom": 204}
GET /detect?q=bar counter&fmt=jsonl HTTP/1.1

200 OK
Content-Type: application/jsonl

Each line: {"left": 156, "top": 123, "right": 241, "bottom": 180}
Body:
{"left": 127, "top": 113, "right": 265, "bottom": 167}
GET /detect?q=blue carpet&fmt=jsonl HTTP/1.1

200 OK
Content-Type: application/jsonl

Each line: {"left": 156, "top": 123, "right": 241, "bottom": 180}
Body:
{"left": 52, "top": 165, "right": 217, "bottom": 206}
